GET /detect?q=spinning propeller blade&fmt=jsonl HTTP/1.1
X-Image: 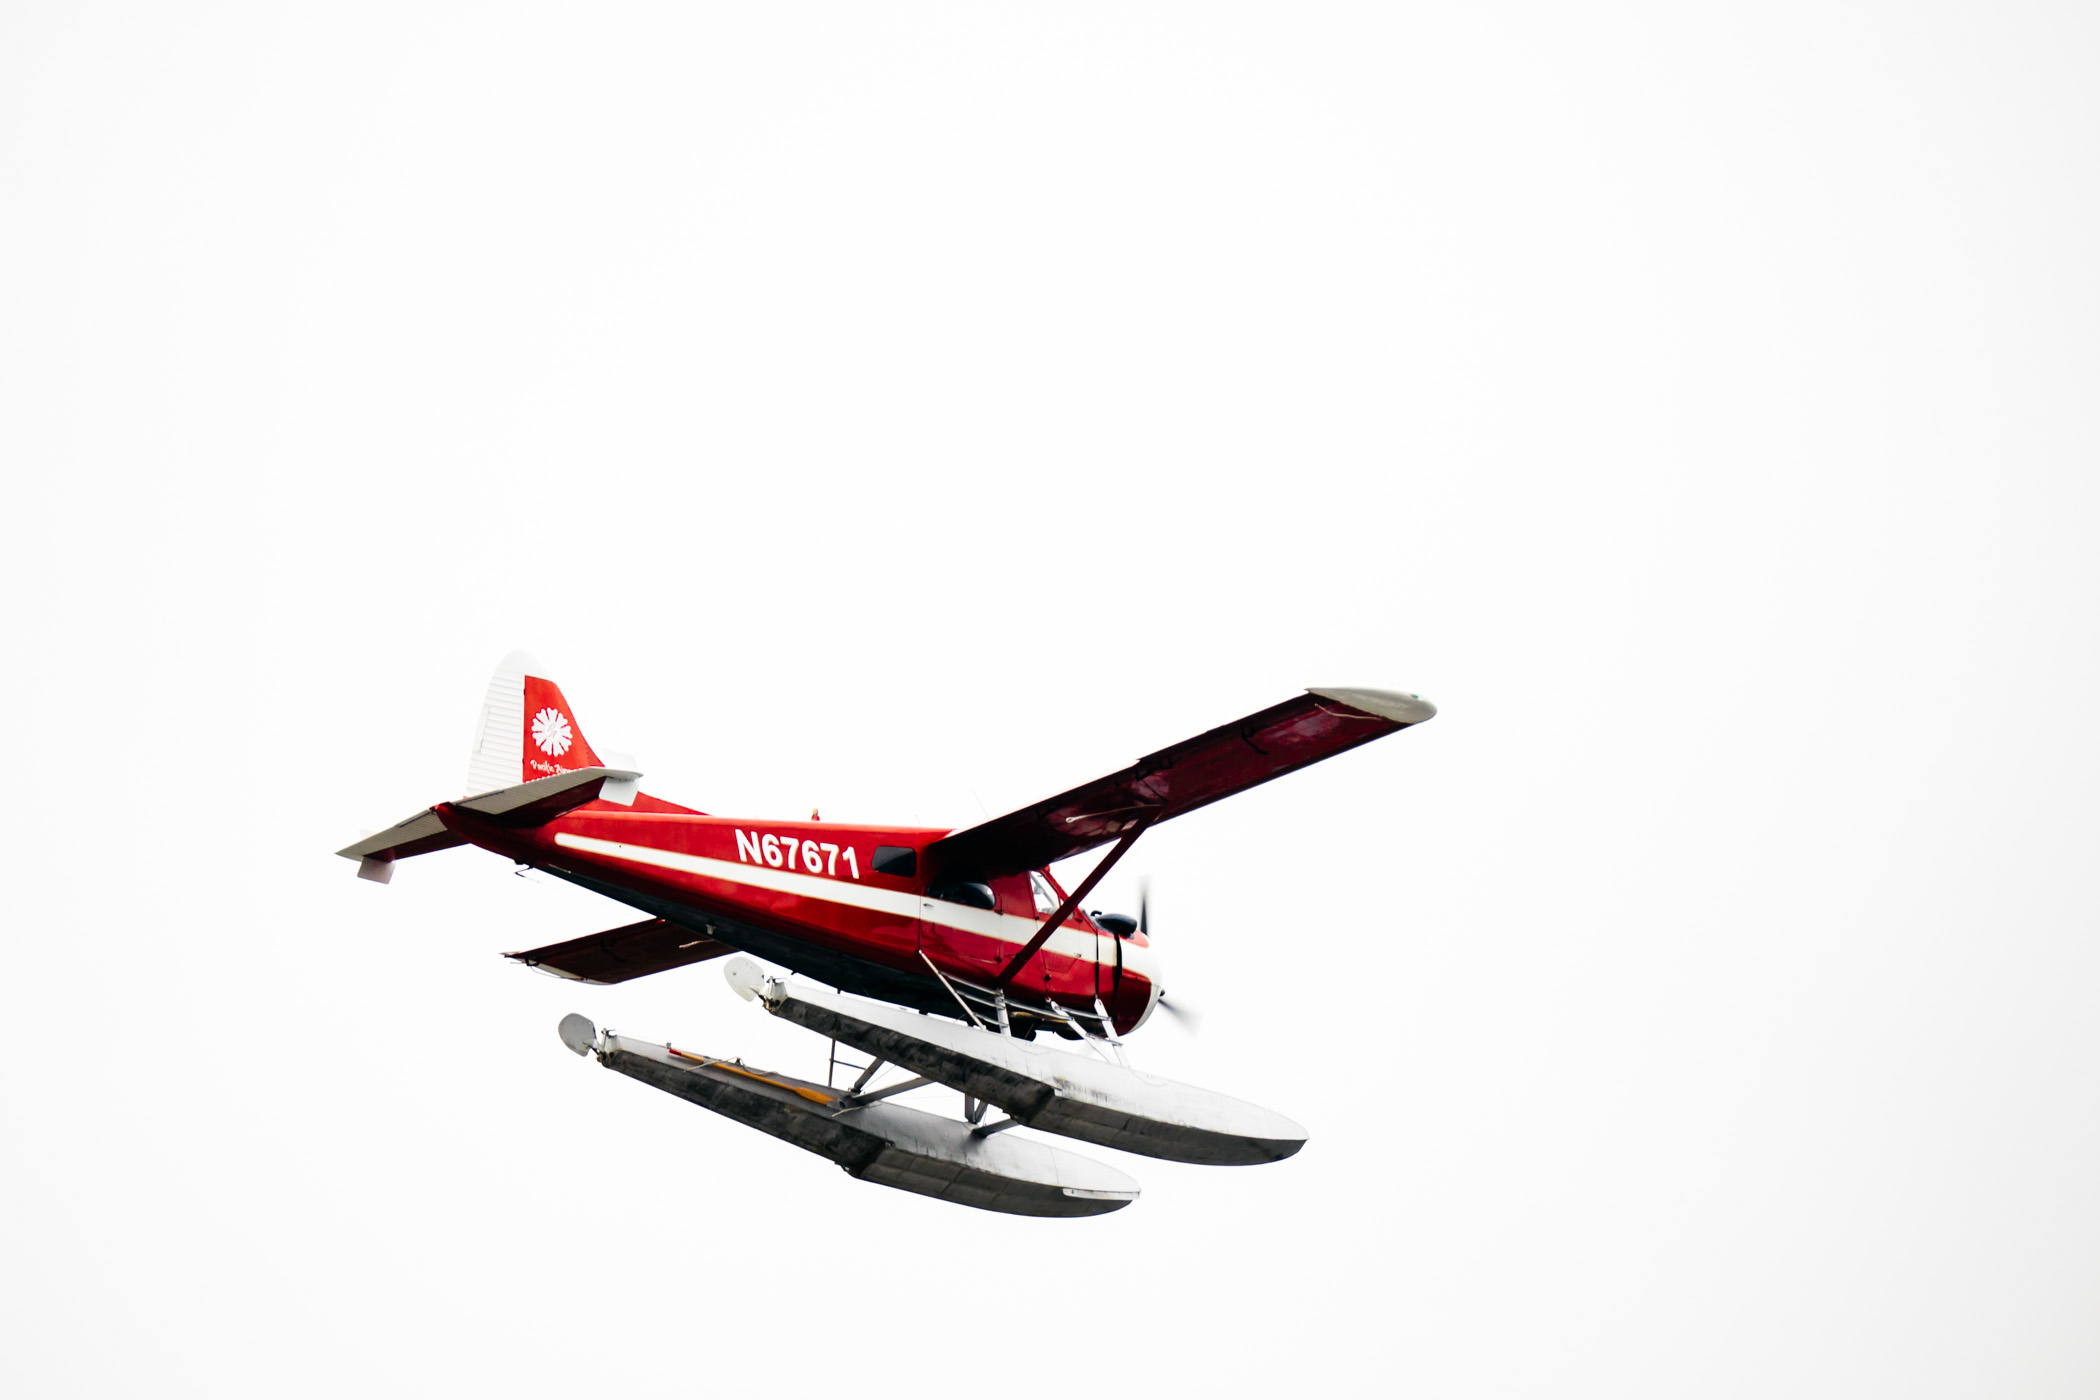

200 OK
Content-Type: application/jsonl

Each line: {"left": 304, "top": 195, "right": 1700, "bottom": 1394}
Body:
{"left": 1156, "top": 993, "right": 1204, "bottom": 1033}
{"left": 1140, "top": 880, "right": 1204, "bottom": 1031}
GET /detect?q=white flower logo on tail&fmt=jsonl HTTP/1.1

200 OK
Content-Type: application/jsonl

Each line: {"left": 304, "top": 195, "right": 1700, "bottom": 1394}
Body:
{"left": 532, "top": 707, "right": 573, "bottom": 757}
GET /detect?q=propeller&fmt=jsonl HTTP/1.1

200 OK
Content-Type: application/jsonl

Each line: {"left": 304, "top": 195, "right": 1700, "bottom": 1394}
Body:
{"left": 1156, "top": 994, "right": 1204, "bottom": 1032}
{"left": 1139, "top": 880, "right": 1205, "bottom": 1032}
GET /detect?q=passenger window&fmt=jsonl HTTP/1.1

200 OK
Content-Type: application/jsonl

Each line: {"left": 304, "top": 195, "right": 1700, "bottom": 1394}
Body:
{"left": 927, "top": 880, "right": 995, "bottom": 911}
{"left": 872, "top": 845, "right": 917, "bottom": 877}
{"left": 1030, "top": 872, "right": 1062, "bottom": 917}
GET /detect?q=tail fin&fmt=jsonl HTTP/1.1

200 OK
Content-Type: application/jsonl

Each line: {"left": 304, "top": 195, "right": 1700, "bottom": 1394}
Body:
{"left": 467, "top": 651, "right": 608, "bottom": 794}
{"left": 337, "top": 653, "right": 663, "bottom": 882}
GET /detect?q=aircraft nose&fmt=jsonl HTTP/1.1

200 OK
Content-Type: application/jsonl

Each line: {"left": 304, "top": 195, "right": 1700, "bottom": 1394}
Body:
{"left": 1126, "top": 974, "right": 1162, "bottom": 1032}
{"left": 1119, "top": 938, "right": 1164, "bottom": 1030}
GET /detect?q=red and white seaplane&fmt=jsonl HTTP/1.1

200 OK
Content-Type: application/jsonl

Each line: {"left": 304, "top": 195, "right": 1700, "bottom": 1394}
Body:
{"left": 340, "top": 654, "right": 1435, "bottom": 1217}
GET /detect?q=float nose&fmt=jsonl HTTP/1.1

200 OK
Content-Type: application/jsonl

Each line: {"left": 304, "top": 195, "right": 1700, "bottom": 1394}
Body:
{"left": 558, "top": 1013, "right": 598, "bottom": 1056}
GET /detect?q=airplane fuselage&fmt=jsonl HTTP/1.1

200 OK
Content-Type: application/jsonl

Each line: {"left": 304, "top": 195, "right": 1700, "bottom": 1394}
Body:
{"left": 441, "top": 802, "right": 1161, "bottom": 1036}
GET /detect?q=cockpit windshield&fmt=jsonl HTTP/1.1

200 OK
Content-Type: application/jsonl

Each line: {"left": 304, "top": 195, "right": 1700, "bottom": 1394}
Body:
{"left": 1030, "top": 871, "right": 1063, "bottom": 918}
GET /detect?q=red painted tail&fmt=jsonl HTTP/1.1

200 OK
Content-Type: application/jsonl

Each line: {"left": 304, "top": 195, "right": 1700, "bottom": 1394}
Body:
{"left": 466, "top": 651, "right": 608, "bottom": 794}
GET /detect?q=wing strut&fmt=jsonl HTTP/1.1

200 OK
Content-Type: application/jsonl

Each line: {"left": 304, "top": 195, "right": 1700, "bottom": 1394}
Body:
{"left": 989, "top": 810, "right": 1158, "bottom": 991}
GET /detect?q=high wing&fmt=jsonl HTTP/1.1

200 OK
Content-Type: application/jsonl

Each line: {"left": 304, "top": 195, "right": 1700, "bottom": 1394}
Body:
{"left": 925, "top": 687, "right": 1435, "bottom": 880}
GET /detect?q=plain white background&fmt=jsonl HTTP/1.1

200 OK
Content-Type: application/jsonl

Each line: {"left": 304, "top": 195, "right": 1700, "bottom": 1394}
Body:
{"left": 6, "top": 3, "right": 2097, "bottom": 1395}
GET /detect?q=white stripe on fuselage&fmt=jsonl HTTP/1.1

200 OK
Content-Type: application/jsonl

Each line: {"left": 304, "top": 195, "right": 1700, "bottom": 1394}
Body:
{"left": 550, "top": 832, "right": 1155, "bottom": 977}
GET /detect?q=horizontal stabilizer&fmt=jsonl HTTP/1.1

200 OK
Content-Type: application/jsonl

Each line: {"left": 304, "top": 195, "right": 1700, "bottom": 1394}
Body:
{"left": 507, "top": 918, "right": 736, "bottom": 984}
{"left": 337, "top": 765, "right": 643, "bottom": 869}
{"left": 458, "top": 765, "right": 643, "bottom": 819}
{"left": 336, "top": 810, "right": 465, "bottom": 867}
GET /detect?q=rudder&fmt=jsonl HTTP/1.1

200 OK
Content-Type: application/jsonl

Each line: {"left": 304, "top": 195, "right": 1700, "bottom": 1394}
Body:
{"left": 467, "top": 651, "right": 607, "bottom": 795}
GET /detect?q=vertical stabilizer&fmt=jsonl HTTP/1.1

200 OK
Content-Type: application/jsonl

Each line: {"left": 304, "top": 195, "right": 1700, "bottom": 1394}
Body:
{"left": 466, "top": 651, "right": 605, "bottom": 796}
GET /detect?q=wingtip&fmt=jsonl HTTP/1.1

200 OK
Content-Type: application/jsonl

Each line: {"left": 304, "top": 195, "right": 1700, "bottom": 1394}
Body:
{"left": 1307, "top": 687, "right": 1437, "bottom": 724}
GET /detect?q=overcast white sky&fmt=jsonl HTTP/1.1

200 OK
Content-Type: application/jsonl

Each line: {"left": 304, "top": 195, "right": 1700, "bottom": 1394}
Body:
{"left": 7, "top": 3, "right": 2099, "bottom": 1395}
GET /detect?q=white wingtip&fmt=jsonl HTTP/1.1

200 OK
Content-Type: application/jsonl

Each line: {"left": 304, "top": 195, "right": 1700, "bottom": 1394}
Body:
{"left": 1307, "top": 687, "right": 1437, "bottom": 724}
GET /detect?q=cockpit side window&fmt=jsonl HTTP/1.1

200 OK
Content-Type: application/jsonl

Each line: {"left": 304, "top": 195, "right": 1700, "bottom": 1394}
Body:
{"left": 1030, "top": 871, "right": 1062, "bottom": 918}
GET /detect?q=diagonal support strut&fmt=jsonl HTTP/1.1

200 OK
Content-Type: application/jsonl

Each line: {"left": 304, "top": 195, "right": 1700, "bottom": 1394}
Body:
{"left": 990, "top": 811, "right": 1157, "bottom": 991}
